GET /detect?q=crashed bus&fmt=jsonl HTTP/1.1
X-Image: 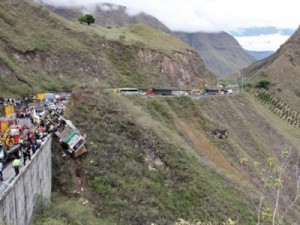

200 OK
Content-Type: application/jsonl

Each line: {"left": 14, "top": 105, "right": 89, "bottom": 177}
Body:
{"left": 42, "top": 111, "right": 87, "bottom": 157}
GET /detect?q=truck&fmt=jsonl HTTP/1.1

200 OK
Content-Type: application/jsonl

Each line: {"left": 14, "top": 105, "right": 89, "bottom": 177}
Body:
{"left": 0, "top": 122, "right": 23, "bottom": 162}
{"left": 146, "top": 88, "right": 172, "bottom": 96}
{"left": 42, "top": 110, "right": 87, "bottom": 157}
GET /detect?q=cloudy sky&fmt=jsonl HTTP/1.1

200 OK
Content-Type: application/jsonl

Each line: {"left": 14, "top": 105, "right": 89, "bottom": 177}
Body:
{"left": 41, "top": 0, "right": 299, "bottom": 51}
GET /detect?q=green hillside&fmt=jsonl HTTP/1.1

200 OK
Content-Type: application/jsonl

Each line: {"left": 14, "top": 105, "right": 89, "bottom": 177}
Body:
{"left": 95, "top": 24, "right": 192, "bottom": 56}
{"left": 0, "top": 0, "right": 211, "bottom": 97}
{"left": 49, "top": 84, "right": 255, "bottom": 224}
{"left": 241, "top": 26, "right": 300, "bottom": 113}
{"left": 36, "top": 84, "right": 300, "bottom": 225}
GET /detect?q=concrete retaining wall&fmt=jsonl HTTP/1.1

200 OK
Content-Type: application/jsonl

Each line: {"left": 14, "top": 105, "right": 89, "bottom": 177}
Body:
{"left": 0, "top": 135, "right": 52, "bottom": 225}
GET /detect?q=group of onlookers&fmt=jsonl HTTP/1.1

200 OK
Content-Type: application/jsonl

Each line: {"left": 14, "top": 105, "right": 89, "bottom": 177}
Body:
{"left": 0, "top": 123, "right": 48, "bottom": 180}
{"left": 0, "top": 97, "right": 23, "bottom": 106}
{"left": 0, "top": 93, "right": 69, "bottom": 181}
{"left": 11, "top": 125, "right": 47, "bottom": 177}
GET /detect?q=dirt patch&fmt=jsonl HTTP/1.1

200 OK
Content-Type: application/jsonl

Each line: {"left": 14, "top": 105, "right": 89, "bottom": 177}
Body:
{"left": 174, "top": 116, "right": 243, "bottom": 179}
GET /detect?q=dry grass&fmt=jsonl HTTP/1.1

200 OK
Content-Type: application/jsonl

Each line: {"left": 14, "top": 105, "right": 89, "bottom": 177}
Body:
{"left": 51, "top": 85, "right": 258, "bottom": 224}
{"left": 94, "top": 24, "right": 192, "bottom": 56}
{"left": 173, "top": 116, "right": 242, "bottom": 178}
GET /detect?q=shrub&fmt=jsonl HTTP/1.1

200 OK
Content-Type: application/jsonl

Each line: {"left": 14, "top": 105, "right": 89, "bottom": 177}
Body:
{"left": 256, "top": 79, "right": 271, "bottom": 89}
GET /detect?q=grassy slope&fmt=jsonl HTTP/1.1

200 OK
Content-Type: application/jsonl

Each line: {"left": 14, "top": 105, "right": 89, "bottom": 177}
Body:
{"left": 51, "top": 84, "right": 256, "bottom": 225}
{"left": 95, "top": 24, "right": 192, "bottom": 56}
{"left": 0, "top": 0, "right": 199, "bottom": 97}
{"left": 0, "top": 0, "right": 95, "bottom": 95}
{"left": 41, "top": 84, "right": 300, "bottom": 225}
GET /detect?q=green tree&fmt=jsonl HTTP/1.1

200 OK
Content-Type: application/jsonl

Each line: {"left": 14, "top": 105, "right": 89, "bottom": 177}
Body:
{"left": 78, "top": 14, "right": 95, "bottom": 25}
{"left": 256, "top": 79, "right": 271, "bottom": 89}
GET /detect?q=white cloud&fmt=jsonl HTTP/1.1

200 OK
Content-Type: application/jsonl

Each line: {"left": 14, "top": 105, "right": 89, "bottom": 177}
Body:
{"left": 234, "top": 33, "right": 290, "bottom": 51}
{"left": 38, "top": 0, "right": 300, "bottom": 50}
{"left": 98, "top": 4, "right": 116, "bottom": 12}
{"left": 39, "top": 0, "right": 300, "bottom": 31}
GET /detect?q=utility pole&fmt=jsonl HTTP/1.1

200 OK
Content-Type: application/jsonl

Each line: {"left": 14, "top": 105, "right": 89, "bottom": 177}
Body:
{"left": 242, "top": 72, "right": 244, "bottom": 92}
{"left": 239, "top": 71, "right": 243, "bottom": 92}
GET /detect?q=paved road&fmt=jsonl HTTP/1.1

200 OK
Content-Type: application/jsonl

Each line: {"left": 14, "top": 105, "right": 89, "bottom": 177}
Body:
{"left": 0, "top": 117, "right": 35, "bottom": 193}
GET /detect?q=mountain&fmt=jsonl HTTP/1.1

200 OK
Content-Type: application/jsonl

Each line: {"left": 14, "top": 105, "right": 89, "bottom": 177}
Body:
{"left": 247, "top": 50, "right": 275, "bottom": 60}
{"left": 1, "top": 1, "right": 300, "bottom": 224}
{"left": 0, "top": 1, "right": 215, "bottom": 97}
{"left": 43, "top": 1, "right": 256, "bottom": 79}
{"left": 39, "top": 1, "right": 171, "bottom": 33}
{"left": 242, "top": 25, "right": 300, "bottom": 112}
{"left": 174, "top": 31, "right": 256, "bottom": 77}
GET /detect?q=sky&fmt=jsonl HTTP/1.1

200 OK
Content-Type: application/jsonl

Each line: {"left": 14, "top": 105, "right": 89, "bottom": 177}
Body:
{"left": 40, "top": 0, "right": 299, "bottom": 51}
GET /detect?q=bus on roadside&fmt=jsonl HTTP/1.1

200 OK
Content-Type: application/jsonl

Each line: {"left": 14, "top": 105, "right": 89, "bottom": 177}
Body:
{"left": 117, "top": 88, "right": 139, "bottom": 95}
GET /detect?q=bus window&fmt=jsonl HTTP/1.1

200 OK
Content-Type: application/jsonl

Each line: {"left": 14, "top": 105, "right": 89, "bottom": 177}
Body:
{"left": 118, "top": 88, "right": 139, "bottom": 95}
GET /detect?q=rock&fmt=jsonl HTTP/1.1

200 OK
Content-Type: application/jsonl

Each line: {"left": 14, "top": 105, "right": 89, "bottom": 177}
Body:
{"left": 212, "top": 128, "right": 228, "bottom": 139}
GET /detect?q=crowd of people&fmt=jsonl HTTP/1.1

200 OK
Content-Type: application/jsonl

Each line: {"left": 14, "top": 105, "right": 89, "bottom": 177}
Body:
{"left": 11, "top": 124, "right": 48, "bottom": 177}
{"left": 0, "top": 93, "right": 70, "bottom": 182}
{"left": 0, "top": 105, "right": 47, "bottom": 182}
{"left": 0, "top": 97, "right": 24, "bottom": 107}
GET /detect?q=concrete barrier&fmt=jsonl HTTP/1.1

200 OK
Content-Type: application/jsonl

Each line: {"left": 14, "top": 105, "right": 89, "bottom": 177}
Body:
{"left": 0, "top": 135, "right": 52, "bottom": 225}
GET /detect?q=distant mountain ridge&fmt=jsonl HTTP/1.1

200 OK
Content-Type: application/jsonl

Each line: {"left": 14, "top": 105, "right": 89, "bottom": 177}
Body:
{"left": 174, "top": 31, "right": 256, "bottom": 77}
{"left": 247, "top": 50, "right": 274, "bottom": 60}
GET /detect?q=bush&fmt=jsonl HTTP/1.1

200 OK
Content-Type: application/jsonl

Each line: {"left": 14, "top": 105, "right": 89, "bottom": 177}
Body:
{"left": 33, "top": 196, "right": 113, "bottom": 225}
{"left": 255, "top": 79, "right": 271, "bottom": 89}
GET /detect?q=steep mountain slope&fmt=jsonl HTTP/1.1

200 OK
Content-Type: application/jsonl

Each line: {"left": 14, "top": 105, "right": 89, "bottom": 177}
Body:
{"left": 43, "top": 85, "right": 300, "bottom": 225}
{"left": 0, "top": 0, "right": 214, "bottom": 97}
{"left": 42, "top": 1, "right": 256, "bottom": 79}
{"left": 174, "top": 32, "right": 256, "bottom": 77}
{"left": 242, "top": 26, "right": 300, "bottom": 112}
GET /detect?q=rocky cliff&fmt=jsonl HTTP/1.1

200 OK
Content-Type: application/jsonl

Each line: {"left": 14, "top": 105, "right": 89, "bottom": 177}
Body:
{"left": 137, "top": 48, "right": 215, "bottom": 87}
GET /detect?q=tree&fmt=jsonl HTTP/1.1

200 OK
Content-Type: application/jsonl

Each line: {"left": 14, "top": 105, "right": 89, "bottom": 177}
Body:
{"left": 256, "top": 79, "right": 271, "bottom": 89}
{"left": 78, "top": 14, "right": 95, "bottom": 25}
{"left": 240, "top": 148, "right": 300, "bottom": 225}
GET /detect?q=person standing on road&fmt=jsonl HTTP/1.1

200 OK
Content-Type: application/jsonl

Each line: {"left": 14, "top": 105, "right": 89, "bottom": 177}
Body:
{"left": 21, "top": 140, "right": 31, "bottom": 165}
{"left": 0, "top": 159, "right": 3, "bottom": 181}
{"left": 12, "top": 157, "right": 21, "bottom": 176}
{"left": 31, "top": 137, "right": 37, "bottom": 155}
